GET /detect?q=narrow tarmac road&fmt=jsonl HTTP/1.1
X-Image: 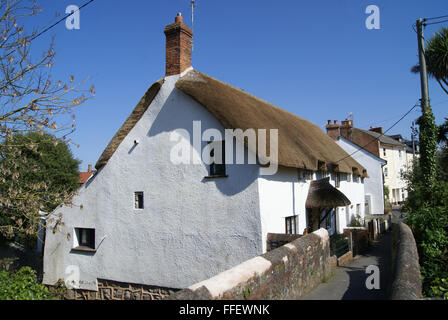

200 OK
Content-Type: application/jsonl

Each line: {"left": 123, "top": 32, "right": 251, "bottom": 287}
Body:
{"left": 300, "top": 229, "right": 393, "bottom": 300}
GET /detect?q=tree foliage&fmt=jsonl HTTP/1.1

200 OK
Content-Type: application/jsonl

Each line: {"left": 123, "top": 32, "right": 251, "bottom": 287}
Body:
{"left": 0, "top": 132, "right": 80, "bottom": 240}
{"left": 412, "top": 27, "right": 448, "bottom": 95}
{"left": 0, "top": 0, "right": 93, "bottom": 241}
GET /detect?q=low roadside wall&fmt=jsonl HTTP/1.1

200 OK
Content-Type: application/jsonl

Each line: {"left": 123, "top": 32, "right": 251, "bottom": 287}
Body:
{"left": 167, "top": 228, "right": 331, "bottom": 300}
{"left": 390, "top": 222, "right": 422, "bottom": 300}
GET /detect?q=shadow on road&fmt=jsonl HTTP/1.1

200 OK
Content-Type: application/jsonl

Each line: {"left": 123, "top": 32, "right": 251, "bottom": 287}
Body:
{"left": 341, "top": 230, "right": 393, "bottom": 300}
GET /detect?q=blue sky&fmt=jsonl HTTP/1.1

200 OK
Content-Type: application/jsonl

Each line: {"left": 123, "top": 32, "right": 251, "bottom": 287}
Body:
{"left": 32, "top": 0, "right": 448, "bottom": 170}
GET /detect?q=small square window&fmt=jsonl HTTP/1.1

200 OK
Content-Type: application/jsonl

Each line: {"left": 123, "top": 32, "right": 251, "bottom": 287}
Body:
{"left": 74, "top": 228, "right": 95, "bottom": 251}
{"left": 134, "top": 191, "right": 144, "bottom": 209}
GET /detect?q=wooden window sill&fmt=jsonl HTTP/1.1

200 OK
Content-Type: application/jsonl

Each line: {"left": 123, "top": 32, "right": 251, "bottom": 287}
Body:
{"left": 204, "top": 175, "right": 228, "bottom": 179}
{"left": 72, "top": 246, "right": 96, "bottom": 253}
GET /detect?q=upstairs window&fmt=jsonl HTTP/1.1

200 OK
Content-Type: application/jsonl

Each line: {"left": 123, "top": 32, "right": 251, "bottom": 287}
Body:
{"left": 346, "top": 173, "right": 352, "bottom": 182}
{"left": 335, "top": 173, "right": 341, "bottom": 188}
{"left": 134, "top": 191, "right": 144, "bottom": 209}
{"left": 285, "top": 216, "right": 298, "bottom": 235}
{"left": 383, "top": 148, "right": 387, "bottom": 157}
{"left": 384, "top": 167, "right": 388, "bottom": 177}
{"left": 208, "top": 141, "right": 226, "bottom": 177}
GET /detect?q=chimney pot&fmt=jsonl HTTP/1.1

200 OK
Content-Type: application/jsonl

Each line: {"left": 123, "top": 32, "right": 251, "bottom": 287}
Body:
{"left": 175, "top": 12, "right": 183, "bottom": 23}
{"left": 88, "top": 164, "right": 92, "bottom": 172}
{"left": 334, "top": 120, "right": 338, "bottom": 125}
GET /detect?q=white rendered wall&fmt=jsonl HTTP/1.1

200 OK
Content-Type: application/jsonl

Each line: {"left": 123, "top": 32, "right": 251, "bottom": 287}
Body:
{"left": 381, "top": 145, "right": 407, "bottom": 203}
{"left": 336, "top": 137, "right": 385, "bottom": 215}
{"left": 257, "top": 167, "right": 311, "bottom": 252}
{"left": 43, "top": 74, "right": 263, "bottom": 290}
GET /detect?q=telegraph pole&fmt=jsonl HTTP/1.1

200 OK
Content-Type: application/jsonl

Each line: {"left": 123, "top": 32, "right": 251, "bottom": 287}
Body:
{"left": 415, "top": 18, "right": 437, "bottom": 193}
{"left": 416, "top": 18, "right": 430, "bottom": 113}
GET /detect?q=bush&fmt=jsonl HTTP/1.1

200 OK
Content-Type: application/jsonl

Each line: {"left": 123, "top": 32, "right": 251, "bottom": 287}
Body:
{"left": 0, "top": 266, "right": 62, "bottom": 300}
{"left": 350, "top": 214, "right": 364, "bottom": 227}
{"left": 429, "top": 277, "right": 448, "bottom": 300}
{"left": 404, "top": 187, "right": 448, "bottom": 298}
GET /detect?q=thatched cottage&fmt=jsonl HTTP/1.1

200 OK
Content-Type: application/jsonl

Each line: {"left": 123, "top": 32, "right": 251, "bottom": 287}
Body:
{"left": 43, "top": 13, "right": 367, "bottom": 291}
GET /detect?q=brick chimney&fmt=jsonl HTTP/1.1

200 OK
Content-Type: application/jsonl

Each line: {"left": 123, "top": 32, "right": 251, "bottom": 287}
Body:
{"left": 325, "top": 120, "right": 340, "bottom": 140}
{"left": 164, "top": 13, "right": 193, "bottom": 76}
{"left": 369, "top": 126, "right": 383, "bottom": 135}
{"left": 340, "top": 119, "right": 353, "bottom": 140}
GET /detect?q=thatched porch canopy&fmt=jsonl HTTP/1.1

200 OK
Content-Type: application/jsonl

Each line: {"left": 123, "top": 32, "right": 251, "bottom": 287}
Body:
{"left": 305, "top": 177, "right": 351, "bottom": 209}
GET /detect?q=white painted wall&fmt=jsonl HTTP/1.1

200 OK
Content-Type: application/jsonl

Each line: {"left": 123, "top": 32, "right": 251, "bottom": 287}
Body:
{"left": 258, "top": 167, "right": 311, "bottom": 252}
{"left": 330, "top": 172, "right": 365, "bottom": 233}
{"left": 380, "top": 145, "right": 407, "bottom": 203}
{"left": 258, "top": 165, "right": 366, "bottom": 245}
{"left": 43, "top": 74, "right": 263, "bottom": 290}
{"left": 336, "top": 137, "right": 386, "bottom": 215}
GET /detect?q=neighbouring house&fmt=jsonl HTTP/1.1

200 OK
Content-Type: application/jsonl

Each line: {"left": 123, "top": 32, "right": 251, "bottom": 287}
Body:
{"left": 389, "top": 134, "right": 419, "bottom": 175}
{"left": 325, "top": 121, "right": 387, "bottom": 217}
{"left": 326, "top": 119, "right": 413, "bottom": 205}
{"left": 43, "top": 13, "right": 367, "bottom": 291}
{"left": 78, "top": 164, "right": 95, "bottom": 185}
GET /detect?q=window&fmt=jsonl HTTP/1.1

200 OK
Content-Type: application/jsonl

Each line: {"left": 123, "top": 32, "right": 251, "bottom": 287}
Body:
{"left": 384, "top": 167, "right": 388, "bottom": 177}
{"left": 285, "top": 216, "right": 298, "bottom": 234}
{"left": 399, "top": 150, "right": 402, "bottom": 159}
{"left": 134, "top": 191, "right": 144, "bottom": 209}
{"left": 356, "top": 204, "right": 361, "bottom": 216}
{"left": 400, "top": 169, "right": 404, "bottom": 178}
{"left": 335, "top": 173, "right": 340, "bottom": 188}
{"left": 346, "top": 173, "right": 352, "bottom": 182}
{"left": 74, "top": 228, "right": 95, "bottom": 251}
{"left": 353, "top": 175, "right": 359, "bottom": 183}
{"left": 208, "top": 141, "right": 226, "bottom": 177}
{"left": 383, "top": 148, "right": 387, "bottom": 157}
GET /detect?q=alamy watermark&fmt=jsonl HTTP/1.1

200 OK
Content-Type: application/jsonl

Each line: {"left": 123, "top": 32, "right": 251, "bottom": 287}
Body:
{"left": 66, "top": 5, "right": 80, "bottom": 30}
{"left": 169, "top": 121, "right": 279, "bottom": 175}
{"left": 365, "top": 265, "right": 380, "bottom": 289}
{"left": 365, "top": 5, "right": 380, "bottom": 30}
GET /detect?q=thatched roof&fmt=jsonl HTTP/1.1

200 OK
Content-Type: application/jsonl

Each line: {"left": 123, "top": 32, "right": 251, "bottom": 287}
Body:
{"left": 176, "top": 69, "right": 367, "bottom": 175}
{"left": 95, "top": 79, "right": 164, "bottom": 169}
{"left": 305, "top": 178, "right": 351, "bottom": 209}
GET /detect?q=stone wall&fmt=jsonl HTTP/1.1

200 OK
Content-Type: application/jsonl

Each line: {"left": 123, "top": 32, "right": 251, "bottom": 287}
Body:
{"left": 65, "top": 279, "right": 178, "bottom": 300}
{"left": 343, "top": 227, "right": 370, "bottom": 256}
{"left": 167, "top": 228, "right": 332, "bottom": 300}
{"left": 389, "top": 222, "right": 422, "bottom": 300}
{"left": 266, "top": 233, "right": 302, "bottom": 252}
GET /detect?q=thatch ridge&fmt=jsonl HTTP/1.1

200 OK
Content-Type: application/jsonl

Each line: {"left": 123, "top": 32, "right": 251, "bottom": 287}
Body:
{"left": 175, "top": 69, "right": 366, "bottom": 175}
{"left": 95, "top": 79, "right": 164, "bottom": 169}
